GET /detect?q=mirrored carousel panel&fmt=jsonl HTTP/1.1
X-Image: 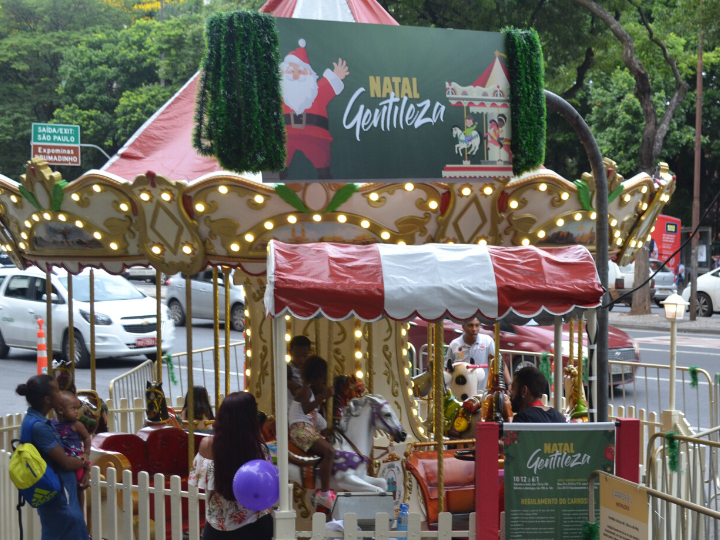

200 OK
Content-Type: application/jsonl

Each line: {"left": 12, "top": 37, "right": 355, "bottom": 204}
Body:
{"left": 0, "top": 157, "right": 674, "bottom": 274}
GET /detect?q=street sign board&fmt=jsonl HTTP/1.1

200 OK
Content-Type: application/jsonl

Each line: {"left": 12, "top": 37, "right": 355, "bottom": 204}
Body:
{"left": 31, "top": 144, "right": 81, "bottom": 166}
{"left": 32, "top": 123, "right": 80, "bottom": 145}
{"left": 30, "top": 123, "right": 81, "bottom": 166}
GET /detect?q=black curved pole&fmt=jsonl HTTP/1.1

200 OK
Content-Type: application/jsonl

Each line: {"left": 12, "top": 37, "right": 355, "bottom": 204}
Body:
{"left": 544, "top": 90, "right": 609, "bottom": 422}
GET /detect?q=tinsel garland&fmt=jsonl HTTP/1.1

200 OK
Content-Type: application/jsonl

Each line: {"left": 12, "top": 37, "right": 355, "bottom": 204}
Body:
{"left": 194, "top": 10, "right": 286, "bottom": 173}
{"left": 538, "top": 351, "right": 552, "bottom": 384}
{"left": 665, "top": 431, "right": 679, "bottom": 472}
{"left": 581, "top": 521, "right": 599, "bottom": 540}
{"left": 503, "top": 27, "right": 546, "bottom": 177}
{"left": 689, "top": 365, "right": 698, "bottom": 388}
{"left": 163, "top": 353, "right": 178, "bottom": 385}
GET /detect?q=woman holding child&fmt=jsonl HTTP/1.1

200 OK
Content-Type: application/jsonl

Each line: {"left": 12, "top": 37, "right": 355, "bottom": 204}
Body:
{"left": 16, "top": 375, "right": 90, "bottom": 540}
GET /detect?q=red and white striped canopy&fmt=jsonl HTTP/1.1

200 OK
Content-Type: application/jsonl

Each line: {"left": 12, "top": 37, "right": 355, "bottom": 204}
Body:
{"left": 265, "top": 241, "right": 603, "bottom": 323}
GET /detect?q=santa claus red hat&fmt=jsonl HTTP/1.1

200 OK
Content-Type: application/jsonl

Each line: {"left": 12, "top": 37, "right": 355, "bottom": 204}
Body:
{"left": 284, "top": 39, "right": 312, "bottom": 72}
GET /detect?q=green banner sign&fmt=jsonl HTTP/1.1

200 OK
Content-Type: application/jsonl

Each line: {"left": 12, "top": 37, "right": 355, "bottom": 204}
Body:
{"left": 272, "top": 18, "right": 512, "bottom": 182}
{"left": 32, "top": 123, "right": 80, "bottom": 145}
{"left": 503, "top": 423, "right": 615, "bottom": 540}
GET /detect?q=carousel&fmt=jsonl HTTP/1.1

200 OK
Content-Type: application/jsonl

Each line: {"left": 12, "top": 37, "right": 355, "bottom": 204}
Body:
{"left": 0, "top": 0, "right": 674, "bottom": 537}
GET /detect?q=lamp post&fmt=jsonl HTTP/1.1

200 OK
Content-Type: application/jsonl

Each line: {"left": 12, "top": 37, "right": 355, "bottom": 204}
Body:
{"left": 661, "top": 293, "right": 689, "bottom": 411}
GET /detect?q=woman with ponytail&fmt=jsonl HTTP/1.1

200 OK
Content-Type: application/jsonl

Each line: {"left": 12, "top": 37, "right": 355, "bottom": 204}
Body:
{"left": 16, "top": 375, "right": 89, "bottom": 539}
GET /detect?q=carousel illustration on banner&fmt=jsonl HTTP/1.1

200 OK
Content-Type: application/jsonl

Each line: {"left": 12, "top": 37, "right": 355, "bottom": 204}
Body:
{"left": 0, "top": 2, "right": 676, "bottom": 536}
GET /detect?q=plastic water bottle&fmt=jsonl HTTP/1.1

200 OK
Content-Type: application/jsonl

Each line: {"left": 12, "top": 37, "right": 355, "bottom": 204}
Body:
{"left": 397, "top": 503, "right": 409, "bottom": 532}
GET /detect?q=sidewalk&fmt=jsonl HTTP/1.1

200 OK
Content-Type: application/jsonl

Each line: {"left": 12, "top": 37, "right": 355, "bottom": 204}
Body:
{"left": 609, "top": 312, "right": 720, "bottom": 334}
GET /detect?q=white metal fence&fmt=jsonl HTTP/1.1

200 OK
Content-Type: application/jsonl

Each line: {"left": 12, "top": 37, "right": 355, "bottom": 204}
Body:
{"left": 108, "top": 340, "right": 245, "bottom": 406}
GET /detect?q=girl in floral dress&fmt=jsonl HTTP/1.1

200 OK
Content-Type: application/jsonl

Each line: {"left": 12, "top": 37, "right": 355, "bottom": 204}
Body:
{"left": 189, "top": 392, "right": 273, "bottom": 539}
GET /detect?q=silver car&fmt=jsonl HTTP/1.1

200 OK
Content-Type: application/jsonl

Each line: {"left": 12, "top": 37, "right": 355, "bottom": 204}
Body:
{"left": 165, "top": 269, "right": 245, "bottom": 331}
{"left": 650, "top": 259, "right": 677, "bottom": 306}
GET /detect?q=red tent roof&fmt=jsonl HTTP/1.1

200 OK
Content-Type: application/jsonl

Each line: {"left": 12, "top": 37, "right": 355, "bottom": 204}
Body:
{"left": 265, "top": 242, "right": 603, "bottom": 323}
{"left": 99, "top": 2, "right": 397, "bottom": 181}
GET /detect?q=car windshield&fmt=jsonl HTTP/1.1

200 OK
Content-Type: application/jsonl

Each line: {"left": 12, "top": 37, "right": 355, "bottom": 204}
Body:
{"left": 59, "top": 273, "right": 145, "bottom": 302}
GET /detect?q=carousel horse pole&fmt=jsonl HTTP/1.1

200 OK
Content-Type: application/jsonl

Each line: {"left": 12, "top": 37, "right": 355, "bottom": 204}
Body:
{"left": 185, "top": 274, "right": 195, "bottom": 472}
{"left": 156, "top": 269, "right": 163, "bottom": 383}
{"left": 213, "top": 267, "right": 220, "bottom": 410}
{"left": 45, "top": 266, "right": 53, "bottom": 377}
{"left": 90, "top": 268, "right": 96, "bottom": 391}
{"left": 433, "top": 321, "right": 444, "bottom": 513}
{"left": 223, "top": 267, "right": 231, "bottom": 396}
{"left": 68, "top": 274, "right": 75, "bottom": 382}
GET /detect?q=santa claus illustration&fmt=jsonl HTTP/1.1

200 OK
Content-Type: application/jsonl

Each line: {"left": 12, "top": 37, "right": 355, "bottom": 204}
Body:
{"left": 280, "top": 39, "right": 349, "bottom": 180}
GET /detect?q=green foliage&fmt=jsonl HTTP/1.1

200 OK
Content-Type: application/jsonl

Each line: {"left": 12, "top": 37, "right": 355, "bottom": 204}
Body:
{"left": 194, "top": 10, "right": 286, "bottom": 173}
{"left": 608, "top": 185, "right": 625, "bottom": 204}
{"left": 326, "top": 184, "right": 359, "bottom": 213}
{"left": 581, "top": 521, "right": 599, "bottom": 540}
{"left": 586, "top": 68, "right": 694, "bottom": 177}
{"left": 50, "top": 180, "right": 68, "bottom": 212}
{"left": 538, "top": 351, "right": 552, "bottom": 385}
{"left": 115, "top": 85, "right": 174, "bottom": 142}
{"left": 573, "top": 180, "right": 593, "bottom": 212}
{"left": 665, "top": 431, "right": 679, "bottom": 472}
{"left": 18, "top": 186, "right": 40, "bottom": 211}
{"left": 274, "top": 185, "right": 310, "bottom": 213}
{"left": 504, "top": 27, "right": 546, "bottom": 176}
{"left": 689, "top": 366, "right": 698, "bottom": 389}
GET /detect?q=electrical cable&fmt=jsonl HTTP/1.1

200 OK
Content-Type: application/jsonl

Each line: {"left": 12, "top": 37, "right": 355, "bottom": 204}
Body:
{"left": 605, "top": 186, "right": 720, "bottom": 309}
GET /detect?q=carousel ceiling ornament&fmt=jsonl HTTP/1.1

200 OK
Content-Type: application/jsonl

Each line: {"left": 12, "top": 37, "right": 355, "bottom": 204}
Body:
{"left": 0, "top": 156, "right": 673, "bottom": 275}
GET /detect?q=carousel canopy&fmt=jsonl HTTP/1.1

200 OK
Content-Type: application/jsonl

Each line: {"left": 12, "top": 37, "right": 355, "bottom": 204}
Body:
{"left": 265, "top": 241, "right": 603, "bottom": 324}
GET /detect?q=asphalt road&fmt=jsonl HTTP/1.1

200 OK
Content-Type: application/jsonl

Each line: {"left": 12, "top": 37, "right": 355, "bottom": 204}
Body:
{"left": 0, "top": 320, "right": 245, "bottom": 417}
{"left": 1, "top": 278, "right": 717, "bottom": 432}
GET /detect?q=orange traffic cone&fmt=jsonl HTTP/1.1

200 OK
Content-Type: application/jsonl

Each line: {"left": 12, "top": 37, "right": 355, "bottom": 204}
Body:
{"left": 37, "top": 318, "right": 47, "bottom": 375}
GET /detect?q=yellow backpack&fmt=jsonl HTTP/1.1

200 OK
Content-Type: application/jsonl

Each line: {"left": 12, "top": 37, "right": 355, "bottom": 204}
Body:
{"left": 10, "top": 418, "right": 62, "bottom": 507}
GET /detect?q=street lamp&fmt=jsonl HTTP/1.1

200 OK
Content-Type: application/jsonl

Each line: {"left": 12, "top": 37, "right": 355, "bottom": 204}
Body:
{"left": 661, "top": 293, "right": 689, "bottom": 410}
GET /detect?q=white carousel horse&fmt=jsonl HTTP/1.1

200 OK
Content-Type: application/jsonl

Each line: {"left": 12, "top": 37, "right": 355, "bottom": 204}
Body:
{"left": 452, "top": 126, "right": 481, "bottom": 156}
{"left": 288, "top": 394, "right": 407, "bottom": 493}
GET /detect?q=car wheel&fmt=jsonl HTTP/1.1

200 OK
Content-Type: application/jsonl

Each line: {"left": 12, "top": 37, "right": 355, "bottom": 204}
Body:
{"left": 231, "top": 304, "right": 245, "bottom": 332}
{"left": 0, "top": 329, "right": 10, "bottom": 358}
{"left": 512, "top": 355, "right": 535, "bottom": 374}
{"left": 697, "top": 293, "right": 713, "bottom": 317}
{"left": 64, "top": 331, "right": 90, "bottom": 369}
{"left": 169, "top": 300, "right": 186, "bottom": 327}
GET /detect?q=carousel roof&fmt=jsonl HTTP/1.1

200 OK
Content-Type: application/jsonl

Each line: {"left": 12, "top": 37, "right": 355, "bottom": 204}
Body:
{"left": 265, "top": 241, "right": 603, "bottom": 324}
{"left": 99, "top": 1, "right": 397, "bottom": 182}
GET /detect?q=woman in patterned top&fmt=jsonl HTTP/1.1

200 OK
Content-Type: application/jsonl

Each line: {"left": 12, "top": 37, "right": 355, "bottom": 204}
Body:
{"left": 189, "top": 392, "right": 273, "bottom": 539}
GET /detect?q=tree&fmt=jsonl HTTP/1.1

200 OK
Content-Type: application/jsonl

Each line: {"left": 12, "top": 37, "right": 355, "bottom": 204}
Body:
{"left": 0, "top": 0, "right": 132, "bottom": 179}
{"left": 52, "top": 13, "right": 205, "bottom": 175}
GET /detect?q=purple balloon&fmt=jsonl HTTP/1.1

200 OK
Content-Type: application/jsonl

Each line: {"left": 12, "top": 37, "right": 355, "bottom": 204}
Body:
{"left": 232, "top": 459, "right": 279, "bottom": 511}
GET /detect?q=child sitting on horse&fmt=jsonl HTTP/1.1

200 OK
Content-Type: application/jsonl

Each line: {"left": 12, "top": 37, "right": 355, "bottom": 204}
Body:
{"left": 289, "top": 355, "right": 336, "bottom": 509}
{"left": 181, "top": 385, "right": 215, "bottom": 430}
{"left": 287, "top": 335, "right": 312, "bottom": 408}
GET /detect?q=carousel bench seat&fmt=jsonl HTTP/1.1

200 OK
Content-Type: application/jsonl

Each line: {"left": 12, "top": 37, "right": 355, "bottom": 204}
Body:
{"left": 406, "top": 449, "right": 476, "bottom": 526}
{"left": 92, "top": 426, "right": 207, "bottom": 539}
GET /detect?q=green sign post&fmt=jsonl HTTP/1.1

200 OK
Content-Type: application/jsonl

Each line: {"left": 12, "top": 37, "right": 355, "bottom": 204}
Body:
{"left": 31, "top": 123, "right": 81, "bottom": 166}
{"left": 503, "top": 423, "right": 616, "bottom": 539}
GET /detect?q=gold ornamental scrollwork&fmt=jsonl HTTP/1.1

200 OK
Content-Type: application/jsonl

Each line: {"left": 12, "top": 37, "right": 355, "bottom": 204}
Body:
{"left": 292, "top": 483, "right": 312, "bottom": 519}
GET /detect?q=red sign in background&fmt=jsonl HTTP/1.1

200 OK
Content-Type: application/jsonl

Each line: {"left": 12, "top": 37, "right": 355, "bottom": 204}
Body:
{"left": 31, "top": 144, "right": 81, "bottom": 166}
{"left": 651, "top": 214, "right": 681, "bottom": 273}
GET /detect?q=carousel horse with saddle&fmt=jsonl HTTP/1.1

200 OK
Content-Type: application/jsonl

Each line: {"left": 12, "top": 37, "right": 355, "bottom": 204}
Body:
{"left": 144, "top": 381, "right": 182, "bottom": 429}
{"left": 53, "top": 358, "right": 109, "bottom": 435}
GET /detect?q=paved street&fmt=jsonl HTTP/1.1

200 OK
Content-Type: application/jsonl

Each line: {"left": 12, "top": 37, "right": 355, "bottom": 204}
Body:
{"left": 1, "top": 279, "right": 717, "bottom": 433}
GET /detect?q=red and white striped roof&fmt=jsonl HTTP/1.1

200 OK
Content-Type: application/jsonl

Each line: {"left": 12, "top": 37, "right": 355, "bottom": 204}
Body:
{"left": 265, "top": 241, "right": 603, "bottom": 323}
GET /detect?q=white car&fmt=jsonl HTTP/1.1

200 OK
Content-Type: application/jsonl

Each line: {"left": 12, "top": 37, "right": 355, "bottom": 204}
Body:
{"left": 682, "top": 267, "right": 720, "bottom": 317}
{"left": 0, "top": 267, "right": 175, "bottom": 368}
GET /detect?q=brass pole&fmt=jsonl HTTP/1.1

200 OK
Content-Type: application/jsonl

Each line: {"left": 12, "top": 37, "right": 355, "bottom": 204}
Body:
{"left": 186, "top": 275, "right": 194, "bottom": 470}
{"left": 45, "top": 267, "right": 53, "bottom": 377}
{"left": 326, "top": 318, "right": 333, "bottom": 433}
{"left": 224, "top": 268, "right": 231, "bottom": 395}
{"left": 156, "top": 270, "right": 162, "bottom": 383}
{"left": 433, "top": 321, "right": 444, "bottom": 513}
{"left": 90, "top": 268, "right": 96, "bottom": 391}
{"left": 366, "top": 323, "right": 373, "bottom": 394}
{"left": 213, "top": 267, "right": 220, "bottom": 409}
{"left": 67, "top": 274, "right": 74, "bottom": 381}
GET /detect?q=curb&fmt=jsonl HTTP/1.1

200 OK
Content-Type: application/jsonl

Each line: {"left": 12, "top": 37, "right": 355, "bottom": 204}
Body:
{"left": 610, "top": 322, "right": 720, "bottom": 335}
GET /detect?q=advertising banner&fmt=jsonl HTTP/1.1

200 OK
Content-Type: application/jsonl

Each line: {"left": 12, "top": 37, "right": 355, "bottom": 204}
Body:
{"left": 503, "top": 423, "right": 616, "bottom": 540}
{"left": 599, "top": 474, "right": 649, "bottom": 540}
{"left": 272, "top": 18, "right": 512, "bottom": 183}
{"left": 651, "top": 215, "right": 681, "bottom": 273}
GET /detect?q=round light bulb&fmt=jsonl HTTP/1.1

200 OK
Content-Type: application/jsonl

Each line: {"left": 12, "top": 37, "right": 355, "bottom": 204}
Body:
{"left": 93, "top": 185, "right": 101, "bottom": 193}
{"left": 355, "top": 351, "right": 363, "bottom": 359}
{"left": 71, "top": 193, "right": 80, "bottom": 201}
{"left": 521, "top": 238, "right": 530, "bottom": 246}
{"left": 404, "top": 183, "right": 414, "bottom": 191}
{"left": 461, "top": 187, "right": 471, "bottom": 196}
{"left": 75, "top": 221, "right": 83, "bottom": 228}
{"left": 509, "top": 200, "right": 518, "bottom": 209}
{"left": 254, "top": 195, "right": 264, "bottom": 204}
{"left": 483, "top": 186, "right": 493, "bottom": 195}
{"left": 369, "top": 192, "right": 379, "bottom": 201}
{"left": 230, "top": 243, "right": 240, "bottom": 252}
{"left": 429, "top": 200, "right": 439, "bottom": 210}
{"left": 264, "top": 221, "right": 273, "bottom": 230}
{"left": 195, "top": 203, "right": 205, "bottom": 212}
{"left": 337, "top": 215, "right": 347, "bottom": 223}
{"left": 287, "top": 215, "right": 297, "bottom": 224}
{"left": 120, "top": 203, "right": 129, "bottom": 212}
{"left": 93, "top": 232, "right": 102, "bottom": 240}
{"left": 356, "top": 371, "right": 364, "bottom": 379}
{"left": 381, "top": 231, "right": 390, "bottom": 240}
{"left": 478, "top": 239, "right": 487, "bottom": 246}
{"left": 161, "top": 192, "right": 172, "bottom": 201}
{"left": 245, "top": 233, "right": 254, "bottom": 242}
{"left": 109, "top": 242, "right": 118, "bottom": 250}
{"left": 219, "top": 185, "right": 228, "bottom": 194}
{"left": 312, "top": 214, "right": 321, "bottom": 222}
{"left": 355, "top": 330, "right": 362, "bottom": 338}
{"left": 398, "top": 240, "right": 406, "bottom": 246}
{"left": 361, "top": 220, "right": 370, "bottom": 228}
{"left": 574, "top": 213, "right": 582, "bottom": 221}
{"left": 537, "top": 230, "right": 546, "bottom": 238}
{"left": 152, "top": 245, "right": 162, "bottom": 254}
{"left": 539, "top": 183, "right": 547, "bottom": 191}
{"left": 556, "top": 218, "right": 564, "bottom": 227}
{"left": 182, "top": 245, "right": 193, "bottom": 254}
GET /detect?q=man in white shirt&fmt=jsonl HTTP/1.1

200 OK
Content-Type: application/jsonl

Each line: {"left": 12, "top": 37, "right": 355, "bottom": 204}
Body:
{"left": 445, "top": 318, "right": 511, "bottom": 394}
